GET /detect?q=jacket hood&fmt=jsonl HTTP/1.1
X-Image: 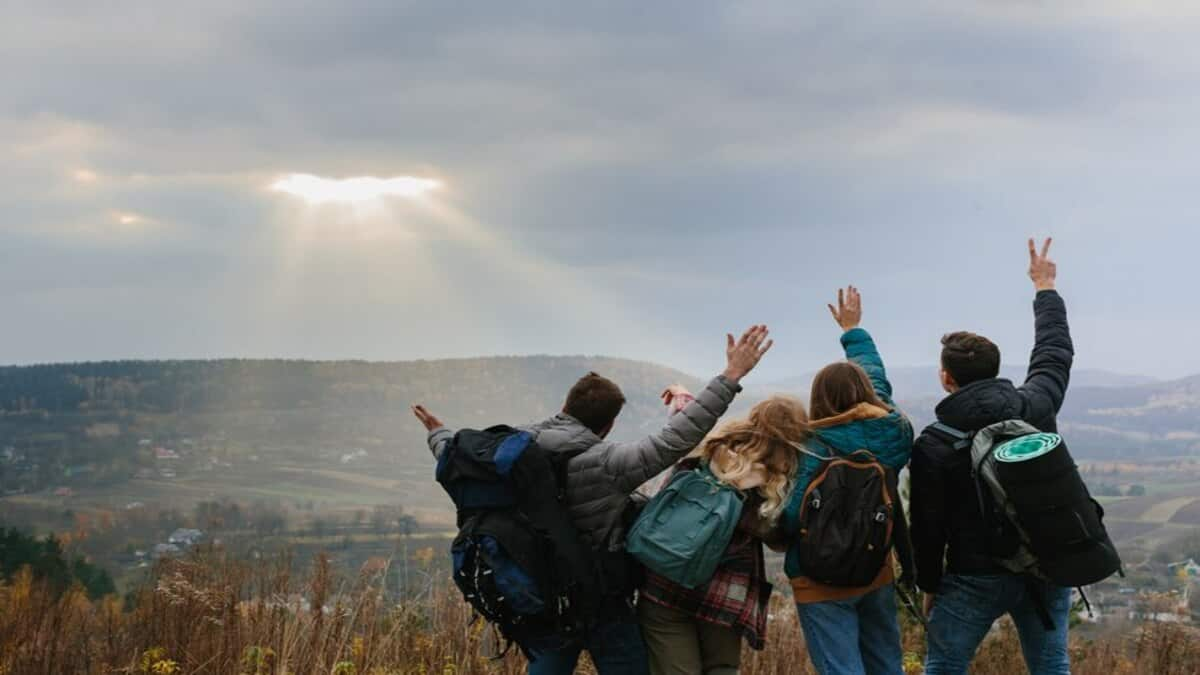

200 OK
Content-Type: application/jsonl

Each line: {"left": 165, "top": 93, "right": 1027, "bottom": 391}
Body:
{"left": 809, "top": 402, "right": 891, "bottom": 429}
{"left": 935, "top": 378, "right": 1025, "bottom": 431}
{"left": 809, "top": 403, "right": 910, "bottom": 455}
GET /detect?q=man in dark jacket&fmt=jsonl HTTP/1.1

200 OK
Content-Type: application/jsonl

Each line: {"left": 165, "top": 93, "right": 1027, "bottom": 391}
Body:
{"left": 413, "top": 325, "right": 773, "bottom": 675}
{"left": 911, "top": 238, "right": 1074, "bottom": 675}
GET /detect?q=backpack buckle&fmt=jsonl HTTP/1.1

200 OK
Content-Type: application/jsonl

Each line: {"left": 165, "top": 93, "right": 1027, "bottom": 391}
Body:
{"left": 874, "top": 511, "right": 887, "bottom": 523}
{"left": 811, "top": 497, "right": 821, "bottom": 510}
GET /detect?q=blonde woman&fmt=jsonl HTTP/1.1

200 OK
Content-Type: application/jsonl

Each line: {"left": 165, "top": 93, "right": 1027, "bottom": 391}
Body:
{"left": 637, "top": 394, "right": 807, "bottom": 675}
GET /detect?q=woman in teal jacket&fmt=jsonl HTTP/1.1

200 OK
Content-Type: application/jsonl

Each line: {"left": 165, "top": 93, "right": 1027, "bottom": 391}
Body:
{"left": 780, "top": 286, "right": 914, "bottom": 675}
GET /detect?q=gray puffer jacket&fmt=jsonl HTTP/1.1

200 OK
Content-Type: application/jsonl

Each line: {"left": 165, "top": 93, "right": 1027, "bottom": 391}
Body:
{"left": 427, "top": 374, "right": 742, "bottom": 554}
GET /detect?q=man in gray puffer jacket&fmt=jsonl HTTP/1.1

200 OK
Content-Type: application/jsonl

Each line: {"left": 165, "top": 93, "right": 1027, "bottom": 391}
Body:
{"left": 412, "top": 325, "right": 773, "bottom": 675}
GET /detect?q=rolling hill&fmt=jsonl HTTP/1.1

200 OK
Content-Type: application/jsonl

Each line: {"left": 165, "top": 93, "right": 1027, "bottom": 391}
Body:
{"left": 1, "top": 356, "right": 1197, "bottom": 558}
{"left": 0, "top": 358, "right": 1196, "bottom": 474}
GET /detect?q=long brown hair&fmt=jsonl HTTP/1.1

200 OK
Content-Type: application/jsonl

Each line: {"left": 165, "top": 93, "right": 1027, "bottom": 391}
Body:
{"left": 809, "top": 361, "right": 888, "bottom": 421}
{"left": 698, "top": 395, "right": 809, "bottom": 521}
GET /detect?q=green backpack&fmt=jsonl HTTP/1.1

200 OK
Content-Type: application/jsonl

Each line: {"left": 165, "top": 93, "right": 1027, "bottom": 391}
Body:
{"left": 626, "top": 466, "right": 745, "bottom": 589}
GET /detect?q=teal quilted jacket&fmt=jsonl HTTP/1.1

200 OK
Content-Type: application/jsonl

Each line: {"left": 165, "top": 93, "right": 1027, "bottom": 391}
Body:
{"left": 780, "top": 328, "right": 914, "bottom": 580}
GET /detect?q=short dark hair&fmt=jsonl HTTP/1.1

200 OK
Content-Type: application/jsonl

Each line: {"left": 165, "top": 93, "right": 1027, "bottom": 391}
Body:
{"left": 563, "top": 372, "right": 626, "bottom": 435}
{"left": 940, "top": 331, "right": 1001, "bottom": 387}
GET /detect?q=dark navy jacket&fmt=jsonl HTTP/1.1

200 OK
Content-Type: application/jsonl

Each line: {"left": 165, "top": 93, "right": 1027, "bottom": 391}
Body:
{"left": 910, "top": 290, "right": 1074, "bottom": 593}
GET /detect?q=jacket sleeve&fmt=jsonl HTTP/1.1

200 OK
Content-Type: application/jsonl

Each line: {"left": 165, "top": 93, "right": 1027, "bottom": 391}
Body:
{"left": 909, "top": 432, "right": 949, "bottom": 593}
{"left": 1018, "top": 290, "right": 1074, "bottom": 423}
{"left": 842, "top": 328, "right": 895, "bottom": 404}
{"left": 602, "top": 375, "right": 741, "bottom": 495}
{"left": 880, "top": 414, "right": 915, "bottom": 471}
{"left": 427, "top": 427, "right": 455, "bottom": 461}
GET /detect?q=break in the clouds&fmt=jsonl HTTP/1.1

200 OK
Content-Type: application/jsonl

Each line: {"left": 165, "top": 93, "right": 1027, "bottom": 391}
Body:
{"left": 1, "top": 1, "right": 1198, "bottom": 380}
{"left": 269, "top": 174, "right": 442, "bottom": 205}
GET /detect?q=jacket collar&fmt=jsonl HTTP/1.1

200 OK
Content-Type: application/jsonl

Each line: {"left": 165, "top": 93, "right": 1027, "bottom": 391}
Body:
{"left": 534, "top": 413, "right": 603, "bottom": 453}
{"left": 809, "top": 402, "right": 891, "bottom": 429}
{"left": 935, "top": 378, "right": 1023, "bottom": 431}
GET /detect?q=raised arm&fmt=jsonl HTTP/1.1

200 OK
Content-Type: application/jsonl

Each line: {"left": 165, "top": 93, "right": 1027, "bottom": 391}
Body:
{"left": 828, "top": 285, "right": 894, "bottom": 402}
{"left": 412, "top": 405, "right": 454, "bottom": 460}
{"left": 604, "top": 325, "right": 774, "bottom": 494}
{"left": 1019, "top": 238, "right": 1074, "bottom": 420}
{"left": 411, "top": 405, "right": 562, "bottom": 461}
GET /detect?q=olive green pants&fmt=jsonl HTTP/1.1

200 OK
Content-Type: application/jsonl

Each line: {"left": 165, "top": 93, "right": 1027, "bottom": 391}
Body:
{"left": 638, "top": 600, "right": 742, "bottom": 675}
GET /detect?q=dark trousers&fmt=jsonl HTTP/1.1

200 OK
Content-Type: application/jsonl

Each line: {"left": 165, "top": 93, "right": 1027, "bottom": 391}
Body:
{"left": 525, "top": 615, "right": 649, "bottom": 675}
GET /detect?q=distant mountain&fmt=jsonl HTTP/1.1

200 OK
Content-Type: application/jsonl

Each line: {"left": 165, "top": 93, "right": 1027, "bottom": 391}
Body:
{"left": 1054, "top": 375, "right": 1200, "bottom": 457}
{"left": 0, "top": 358, "right": 1192, "bottom": 477}
{"left": 0, "top": 356, "right": 709, "bottom": 448}
{"left": 763, "top": 365, "right": 1196, "bottom": 458}
{"left": 0, "top": 356, "right": 715, "bottom": 496}
{"left": 763, "top": 366, "right": 1157, "bottom": 401}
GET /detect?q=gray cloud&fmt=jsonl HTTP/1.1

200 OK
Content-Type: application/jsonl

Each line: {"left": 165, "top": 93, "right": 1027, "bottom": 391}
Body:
{"left": 1, "top": 1, "right": 1197, "bottom": 379}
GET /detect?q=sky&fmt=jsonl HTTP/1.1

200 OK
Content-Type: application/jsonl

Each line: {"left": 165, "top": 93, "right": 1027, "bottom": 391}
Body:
{"left": 2, "top": 1, "right": 1198, "bottom": 381}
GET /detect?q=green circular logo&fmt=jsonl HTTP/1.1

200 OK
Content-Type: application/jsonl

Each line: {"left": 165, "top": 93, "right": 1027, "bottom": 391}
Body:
{"left": 995, "top": 433, "right": 1062, "bottom": 463}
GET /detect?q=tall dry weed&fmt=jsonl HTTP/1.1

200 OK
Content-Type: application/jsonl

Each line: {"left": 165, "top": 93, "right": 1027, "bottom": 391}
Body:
{"left": 0, "top": 550, "right": 1196, "bottom": 674}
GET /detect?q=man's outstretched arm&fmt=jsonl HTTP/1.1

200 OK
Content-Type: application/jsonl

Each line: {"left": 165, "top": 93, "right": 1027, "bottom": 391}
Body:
{"left": 1019, "top": 238, "right": 1074, "bottom": 421}
{"left": 604, "top": 325, "right": 774, "bottom": 495}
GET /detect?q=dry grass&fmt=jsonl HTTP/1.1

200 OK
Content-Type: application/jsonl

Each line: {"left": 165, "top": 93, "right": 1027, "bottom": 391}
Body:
{"left": 0, "top": 550, "right": 1197, "bottom": 674}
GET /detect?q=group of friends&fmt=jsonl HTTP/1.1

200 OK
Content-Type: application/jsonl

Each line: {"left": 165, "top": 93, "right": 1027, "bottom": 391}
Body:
{"left": 411, "top": 238, "right": 1075, "bottom": 675}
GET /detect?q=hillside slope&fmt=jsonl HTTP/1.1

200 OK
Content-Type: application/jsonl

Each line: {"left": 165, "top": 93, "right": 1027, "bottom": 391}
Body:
{"left": 0, "top": 356, "right": 1195, "bottom": 492}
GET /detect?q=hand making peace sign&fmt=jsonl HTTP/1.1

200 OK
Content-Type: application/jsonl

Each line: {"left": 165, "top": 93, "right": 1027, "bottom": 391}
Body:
{"left": 1028, "top": 237, "right": 1057, "bottom": 291}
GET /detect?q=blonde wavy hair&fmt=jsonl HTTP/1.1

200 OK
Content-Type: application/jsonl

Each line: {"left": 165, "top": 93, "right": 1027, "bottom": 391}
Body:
{"left": 697, "top": 395, "right": 809, "bottom": 521}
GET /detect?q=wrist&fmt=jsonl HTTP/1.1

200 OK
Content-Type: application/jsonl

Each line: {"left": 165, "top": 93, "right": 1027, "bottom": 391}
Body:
{"left": 721, "top": 367, "right": 746, "bottom": 384}
{"left": 1034, "top": 282, "right": 1056, "bottom": 292}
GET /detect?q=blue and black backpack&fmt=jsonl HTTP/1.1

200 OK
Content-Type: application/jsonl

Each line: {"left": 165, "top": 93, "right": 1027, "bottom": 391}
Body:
{"left": 435, "top": 425, "right": 600, "bottom": 656}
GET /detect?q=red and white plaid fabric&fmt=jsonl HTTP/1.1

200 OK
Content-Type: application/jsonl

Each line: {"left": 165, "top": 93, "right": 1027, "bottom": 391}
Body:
{"left": 639, "top": 529, "right": 773, "bottom": 650}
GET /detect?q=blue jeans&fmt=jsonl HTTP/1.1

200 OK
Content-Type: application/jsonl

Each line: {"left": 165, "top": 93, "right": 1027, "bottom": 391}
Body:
{"left": 525, "top": 616, "right": 649, "bottom": 675}
{"left": 794, "top": 584, "right": 904, "bottom": 675}
{"left": 924, "top": 574, "right": 1071, "bottom": 675}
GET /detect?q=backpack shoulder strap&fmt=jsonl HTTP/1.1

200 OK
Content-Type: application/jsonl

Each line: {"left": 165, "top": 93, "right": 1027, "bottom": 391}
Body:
{"left": 807, "top": 434, "right": 843, "bottom": 458}
{"left": 927, "top": 422, "right": 973, "bottom": 451}
{"left": 789, "top": 437, "right": 836, "bottom": 462}
{"left": 545, "top": 444, "right": 588, "bottom": 500}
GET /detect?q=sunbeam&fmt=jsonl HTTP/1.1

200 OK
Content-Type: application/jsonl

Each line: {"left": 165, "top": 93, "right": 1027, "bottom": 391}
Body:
{"left": 269, "top": 173, "right": 441, "bottom": 205}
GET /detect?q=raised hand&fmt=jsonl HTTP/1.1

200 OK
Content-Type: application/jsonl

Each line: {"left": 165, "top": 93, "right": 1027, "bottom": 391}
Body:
{"left": 411, "top": 404, "right": 444, "bottom": 432}
{"left": 661, "top": 384, "right": 695, "bottom": 414}
{"left": 722, "top": 325, "right": 773, "bottom": 384}
{"left": 828, "top": 286, "right": 862, "bottom": 332}
{"left": 1028, "top": 237, "right": 1056, "bottom": 291}
{"left": 661, "top": 384, "right": 694, "bottom": 405}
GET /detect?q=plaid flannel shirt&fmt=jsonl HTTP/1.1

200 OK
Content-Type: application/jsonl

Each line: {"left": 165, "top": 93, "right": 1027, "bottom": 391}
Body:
{"left": 640, "top": 528, "right": 773, "bottom": 650}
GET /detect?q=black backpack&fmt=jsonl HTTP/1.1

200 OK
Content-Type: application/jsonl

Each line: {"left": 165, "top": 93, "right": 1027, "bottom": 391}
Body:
{"left": 928, "top": 420, "right": 1123, "bottom": 588}
{"left": 435, "top": 426, "right": 600, "bottom": 655}
{"left": 792, "top": 437, "right": 910, "bottom": 588}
